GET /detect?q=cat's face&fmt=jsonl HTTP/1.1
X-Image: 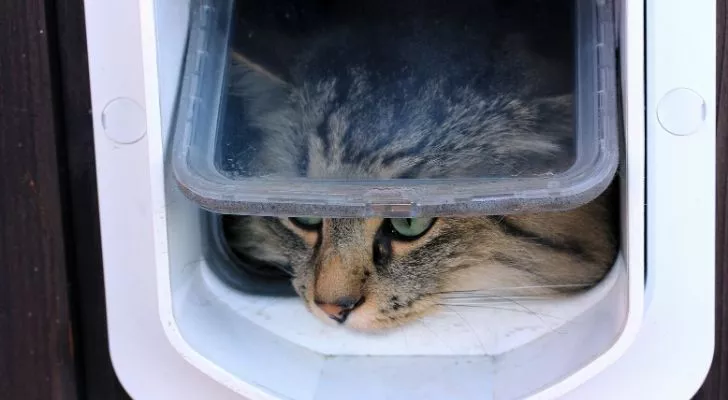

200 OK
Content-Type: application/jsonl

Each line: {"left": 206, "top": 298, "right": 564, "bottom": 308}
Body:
{"left": 224, "top": 203, "right": 616, "bottom": 331}
{"left": 222, "top": 1, "right": 617, "bottom": 331}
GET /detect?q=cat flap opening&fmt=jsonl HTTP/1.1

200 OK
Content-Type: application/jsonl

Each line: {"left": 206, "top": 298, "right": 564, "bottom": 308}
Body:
{"left": 170, "top": 0, "right": 619, "bottom": 217}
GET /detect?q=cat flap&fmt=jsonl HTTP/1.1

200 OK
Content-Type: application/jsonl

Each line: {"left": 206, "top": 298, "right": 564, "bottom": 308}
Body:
{"left": 171, "top": 0, "right": 620, "bottom": 217}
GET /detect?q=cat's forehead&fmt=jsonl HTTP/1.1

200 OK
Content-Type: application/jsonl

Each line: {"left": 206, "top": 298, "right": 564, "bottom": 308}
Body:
{"left": 239, "top": 28, "right": 573, "bottom": 181}
{"left": 327, "top": 218, "right": 363, "bottom": 234}
{"left": 325, "top": 218, "right": 383, "bottom": 243}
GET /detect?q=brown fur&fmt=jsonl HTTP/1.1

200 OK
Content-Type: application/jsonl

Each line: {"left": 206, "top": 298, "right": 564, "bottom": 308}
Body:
{"left": 224, "top": 187, "right": 617, "bottom": 331}
{"left": 222, "top": 0, "right": 618, "bottom": 331}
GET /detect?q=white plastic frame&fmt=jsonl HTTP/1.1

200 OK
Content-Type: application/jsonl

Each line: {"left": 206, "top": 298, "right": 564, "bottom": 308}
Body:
{"left": 82, "top": 0, "right": 714, "bottom": 398}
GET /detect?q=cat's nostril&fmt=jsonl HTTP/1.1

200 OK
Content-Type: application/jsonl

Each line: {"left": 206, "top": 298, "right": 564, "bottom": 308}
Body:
{"left": 315, "top": 296, "right": 365, "bottom": 323}
{"left": 336, "top": 295, "right": 364, "bottom": 310}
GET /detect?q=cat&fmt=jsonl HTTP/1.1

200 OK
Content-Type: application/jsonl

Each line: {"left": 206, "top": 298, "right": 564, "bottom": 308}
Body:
{"left": 221, "top": 0, "right": 619, "bottom": 331}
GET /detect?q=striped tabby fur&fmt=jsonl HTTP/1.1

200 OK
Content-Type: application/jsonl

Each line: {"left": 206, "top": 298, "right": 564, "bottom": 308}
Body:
{"left": 222, "top": 0, "right": 618, "bottom": 331}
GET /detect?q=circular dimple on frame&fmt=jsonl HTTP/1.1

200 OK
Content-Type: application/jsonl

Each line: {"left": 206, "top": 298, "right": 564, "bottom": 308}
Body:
{"left": 656, "top": 88, "right": 706, "bottom": 136}
{"left": 101, "top": 97, "right": 147, "bottom": 144}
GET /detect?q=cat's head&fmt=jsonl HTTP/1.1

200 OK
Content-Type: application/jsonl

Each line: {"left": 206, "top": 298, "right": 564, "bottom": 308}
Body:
{"left": 224, "top": 194, "right": 616, "bottom": 331}
{"left": 227, "top": 3, "right": 578, "bottom": 180}
{"left": 222, "top": 2, "right": 617, "bottom": 331}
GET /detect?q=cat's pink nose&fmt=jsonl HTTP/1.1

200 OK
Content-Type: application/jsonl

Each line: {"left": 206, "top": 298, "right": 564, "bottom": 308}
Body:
{"left": 315, "top": 296, "right": 365, "bottom": 323}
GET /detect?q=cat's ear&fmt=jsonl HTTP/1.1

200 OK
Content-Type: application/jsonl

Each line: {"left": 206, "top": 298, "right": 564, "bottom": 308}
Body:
{"left": 230, "top": 17, "right": 297, "bottom": 86}
{"left": 534, "top": 94, "right": 573, "bottom": 117}
{"left": 230, "top": 0, "right": 331, "bottom": 85}
{"left": 230, "top": 49, "right": 290, "bottom": 86}
{"left": 532, "top": 93, "right": 574, "bottom": 149}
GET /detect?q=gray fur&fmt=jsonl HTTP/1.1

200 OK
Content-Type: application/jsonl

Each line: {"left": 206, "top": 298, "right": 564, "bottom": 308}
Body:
{"left": 222, "top": 1, "right": 618, "bottom": 330}
{"left": 229, "top": 37, "right": 575, "bottom": 179}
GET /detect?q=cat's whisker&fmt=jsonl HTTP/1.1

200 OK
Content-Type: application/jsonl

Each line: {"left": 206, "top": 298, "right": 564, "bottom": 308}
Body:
{"left": 439, "top": 305, "right": 488, "bottom": 351}
{"left": 436, "top": 302, "right": 552, "bottom": 317}
{"left": 438, "top": 295, "right": 553, "bottom": 302}
{"left": 439, "top": 302, "right": 530, "bottom": 312}
{"left": 434, "top": 282, "right": 593, "bottom": 296}
{"left": 442, "top": 292, "right": 566, "bottom": 325}
{"left": 437, "top": 298, "right": 565, "bottom": 327}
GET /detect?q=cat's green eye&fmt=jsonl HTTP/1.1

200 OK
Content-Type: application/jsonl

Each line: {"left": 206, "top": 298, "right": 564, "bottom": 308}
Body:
{"left": 389, "top": 218, "right": 435, "bottom": 239}
{"left": 290, "top": 216, "right": 323, "bottom": 229}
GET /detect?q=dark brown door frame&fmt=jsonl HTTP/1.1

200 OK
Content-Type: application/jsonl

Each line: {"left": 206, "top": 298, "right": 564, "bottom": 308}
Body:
{"left": 0, "top": 0, "right": 726, "bottom": 399}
